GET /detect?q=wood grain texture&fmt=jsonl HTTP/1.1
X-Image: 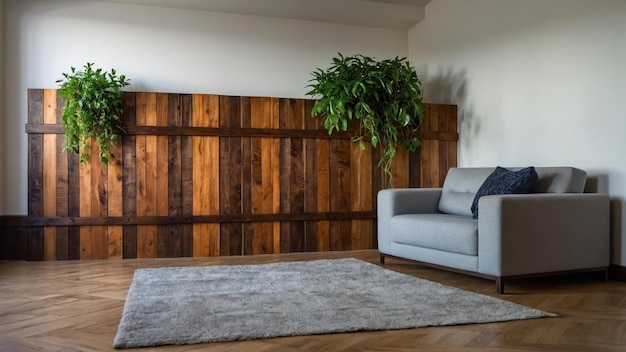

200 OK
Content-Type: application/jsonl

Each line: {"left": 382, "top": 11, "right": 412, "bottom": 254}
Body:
{"left": 43, "top": 90, "right": 57, "bottom": 260}
{"left": 2, "top": 250, "right": 625, "bottom": 352}
{"left": 15, "top": 90, "right": 458, "bottom": 260}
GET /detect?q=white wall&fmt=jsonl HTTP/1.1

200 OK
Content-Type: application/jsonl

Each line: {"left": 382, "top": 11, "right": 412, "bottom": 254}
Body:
{"left": 409, "top": 0, "right": 626, "bottom": 265}
{"left": 2, "top": 0, "right": 407, "bottom": 215}
{"left": 0, "top": 0, "right": 5, "bottom": 214}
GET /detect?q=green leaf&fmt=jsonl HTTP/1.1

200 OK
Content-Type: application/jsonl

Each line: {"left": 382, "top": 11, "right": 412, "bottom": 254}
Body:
{"left": 58, "top": 62, "right": 130, "bottom": 164}
{"left": 304, "top": 53, "right": 423, "bottom": 183}
{"left": 371, "top": 135, "right": 378, "bottom": 148}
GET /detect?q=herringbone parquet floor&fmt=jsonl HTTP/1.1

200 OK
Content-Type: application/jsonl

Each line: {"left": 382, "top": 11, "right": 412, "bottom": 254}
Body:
{"left": 1, "top": 250, "right": 625, "bottom": 351}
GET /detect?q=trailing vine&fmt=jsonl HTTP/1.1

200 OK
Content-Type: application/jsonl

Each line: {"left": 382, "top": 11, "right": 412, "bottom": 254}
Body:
{"left": 57, "top": 62, "right": 130, "bottom": 164}
{"left": 306, "top": 54, "right": 424, "bottom": 186}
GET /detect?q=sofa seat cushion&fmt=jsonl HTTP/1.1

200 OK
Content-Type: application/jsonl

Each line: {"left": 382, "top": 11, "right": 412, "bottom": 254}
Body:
{"left": 390, "top": 214, "right": 478, "bottom": 256}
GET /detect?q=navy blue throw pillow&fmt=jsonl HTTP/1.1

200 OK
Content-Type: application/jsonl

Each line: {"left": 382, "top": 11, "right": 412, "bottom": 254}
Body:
{"left": 471, "top": 166, "right": 538, "bottom": 219}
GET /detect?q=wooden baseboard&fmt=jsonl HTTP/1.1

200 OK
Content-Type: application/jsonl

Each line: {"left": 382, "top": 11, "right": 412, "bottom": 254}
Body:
{"left": 609, "top": 264, "right": 626, "bottom": 282}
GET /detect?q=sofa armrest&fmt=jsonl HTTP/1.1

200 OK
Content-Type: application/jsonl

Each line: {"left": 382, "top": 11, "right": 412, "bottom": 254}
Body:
{"left": 377, "top": 188, "right": 443, "bottom": 254}
{"left": 478, "top": 193, "right": 610, "bottom": 277}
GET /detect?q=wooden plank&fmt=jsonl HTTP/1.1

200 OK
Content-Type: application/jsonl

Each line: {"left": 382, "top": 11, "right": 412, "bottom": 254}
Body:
{"left": 278, "top": 97, "right": 290, "bottom": 254}
{"left": 168, "top": 94, "right": 182, "bottom": 257}
{"left": 27, "top": 228, "right": 44, "bottom": 261}
{"left": 107, "top": 226, "right": 123, "bottom": 260}
{"left": 250, "top": 97, "right": 264, "bottom": 258}
{"left": 437, "top": 105, "right": 449, "bottom": 186}
{"left": 192, "top": 94, "right": 220, "bottom": 257}
{"left": 304, "top": 99, "right": 318, "bottom": 130}
{"left": 143, "top": 92, "right": 158, "bottom": 258}
{"left": 78, "top": 137, "right": 92, "bottom": 260}
{"left": 290, "top": 137, "right": 305, "bottom": 252}
{"left": 28, "top": 89, "right": 44, "bottom": 124}
{"left": 67, "top": 151, "right": 81, "bottom": 260}
{"left": 28, "top": 137, "right": 43, "bottom": 215}
{"left": 349, "top": 142, "right": 361, "bottom": 212}
{"left": 155, "top": 94, "right": 169, "bottom": 257}
{"left": 408, "top": 149, "right": 421, "bottom": 188}
{"left": 192, "top": 134, "right": 207, "bottom": 257}
{"left": 329, "top": 139, "right": 351, "bottom": 212}
{"left": 135, "top": 93, "right": 147, "bottom": 258}
{"left": 56, "top": 100, "right": 69, "bottom": 259}
{"left": 280, "top": 98, "right": 305, "bottom": 129}
{"left": 156, "top": 93, "right": 169, "bottom": 217}
{"left": 329, "top": 139, "right": 351, "bottom": 251}
{"left": 208, "top": 146, "right": 221, "bottom": 266}
{"left": 239, "top": 135, "right": 252, "bottom": 255}
{"left": 305, "top": 138, "right": 318, "bottom": 252}
{"left": 157, "top": 225, "right": 169, "bottom": 258}
{"left": 447, "top": 105, "right": 458, "bottom": 185}
{"left": 192, "top": 223, "right": 209, "bottom": 257}
{"left": 27, "top": 91, "right": 44, "bottom": 259}
{"left": 254, "top": 97, "right": 275, "bottom": 259}
{"left": 203, "top": 95, "right": 221, "bottom": 256}
{"left": 43, "top": 90, "right": 57, "bottom": 260}
{"left": 329, "top": 220, "right": 351, "bottom": 251}
{"left": 168, "top": 225, "right": 183, "bottom": 258}
{"left": 279, "top": 137, "right": 291, "bottom": 253}
{"left": 251, "top": 137, "right": 263, "bottom": 215}
{"left": 271, "top": 98, "right": 281, "bottom": 254}
{"left": 122, "top": 134, "right": 137, "bottom": 259}
{"left": 167, "top": 94, "right": 183, "bottom": 216}
{"left": 241, "top": 98, "right": 252, "bottom": 253}
{"left": 350, "top": 220, "right": 361, "bottom": 250}
{"left": 107, "top": 142, "right": 123, "bottom": 259}
{"left": 90, "top": 141, "right": 108, "bottom": 260}
{"left": 219, "top": 96, "right": 243, "bottom": 256}
{"left": 121, "top": 92, "right": 137, "bottom": 271}
{"left": 420, "top": 141, "right": 431, "bottom": 188}
{"left": 360, "top": 143, "right": 373, "bottom": 213}
{"left": 180, "top": 95, "right": 193, "bottom": 257}
{"left": 317, "top": 138, "right": 330, "bottom": 252}
{"left": 419, "top": 106, "right": 430, "bottom": 188}
{"left": 219, "top": 184, "right": 242, "bottom": 254}
{"left": 122, "top": 91, "right": 137, "bottom": 128}
{"left": 352, "top": 140, "right": 373, "bottom": 250}
{"left": 392, "top": 147, "right": 410, "bottom": 188}
{"left": 428, "top": 104, "right": 440, "bottom": 188}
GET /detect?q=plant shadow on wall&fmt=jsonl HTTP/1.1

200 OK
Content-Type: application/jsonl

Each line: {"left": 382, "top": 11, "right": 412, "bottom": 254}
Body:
{"left": 57, "top": 62, "right": 130, "bottom": 164}
{"left": 417, "top": 66, "right": 478, "bottom": 158}
{"left": 306, "top": 54, "right": 425, "bottom": 188}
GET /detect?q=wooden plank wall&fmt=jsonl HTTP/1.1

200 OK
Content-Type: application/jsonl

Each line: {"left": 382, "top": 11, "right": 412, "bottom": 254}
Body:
{"left": 6, "top": 89, "right": 457, "bottom": 260}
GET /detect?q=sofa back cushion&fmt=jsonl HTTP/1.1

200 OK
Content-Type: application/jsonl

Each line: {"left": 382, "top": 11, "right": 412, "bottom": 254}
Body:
{"left": 438, "top": 168, "right": 495, "bottom": 217}
{"left": 534, "top": 167, "right": 587, "bottom": 193}
{"left": 437, "top": 167, "right": 587, "bottom": 217}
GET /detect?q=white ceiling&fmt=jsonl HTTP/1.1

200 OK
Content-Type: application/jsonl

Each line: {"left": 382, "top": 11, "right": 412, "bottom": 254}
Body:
{"left": 88, "top": 0, "right": 431, "bottom": 29}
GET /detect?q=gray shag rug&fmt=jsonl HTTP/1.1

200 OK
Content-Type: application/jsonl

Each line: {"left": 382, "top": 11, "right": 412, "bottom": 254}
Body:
{"left": 113, "top": 258, "right": 555, "bottom": 349}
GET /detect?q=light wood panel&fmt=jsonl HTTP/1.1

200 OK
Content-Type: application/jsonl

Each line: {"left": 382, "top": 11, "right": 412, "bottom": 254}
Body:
{"left": 18, "top": 89, "right": 458, "bottom": 260}
{"left": 1, "top": 250, "right": 625, "bottom": 351}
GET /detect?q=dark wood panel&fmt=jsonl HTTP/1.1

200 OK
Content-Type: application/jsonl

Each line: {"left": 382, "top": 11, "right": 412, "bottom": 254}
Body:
{"left": 12, "top": 89, "right": 458, "bottom": 260}
{"left": 28, "top": 134, "right": 43, "bottom": 217}
{"left": 26, "top": 227, "right": 44, "bottom": 261}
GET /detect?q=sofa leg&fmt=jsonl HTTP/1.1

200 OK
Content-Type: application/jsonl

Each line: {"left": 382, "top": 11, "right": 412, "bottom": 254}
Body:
{"left": 380, "top": 254, "right": 385, "bottom": 265}
{"left": 496, "top": 278, "right": 504, "bottom": 294}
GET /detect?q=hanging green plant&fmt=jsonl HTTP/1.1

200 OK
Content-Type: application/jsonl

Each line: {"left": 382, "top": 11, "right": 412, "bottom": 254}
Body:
{"left": 306, "top": 54, "right": 424, "bottom": 186}
{"left": 56, "top": 62, "right": 130, "bottom": 164}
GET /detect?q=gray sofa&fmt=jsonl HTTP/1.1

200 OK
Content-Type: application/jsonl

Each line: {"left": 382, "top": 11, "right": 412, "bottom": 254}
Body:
{"left": 378, "top": 167, "right": 610, "bottom": 293}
